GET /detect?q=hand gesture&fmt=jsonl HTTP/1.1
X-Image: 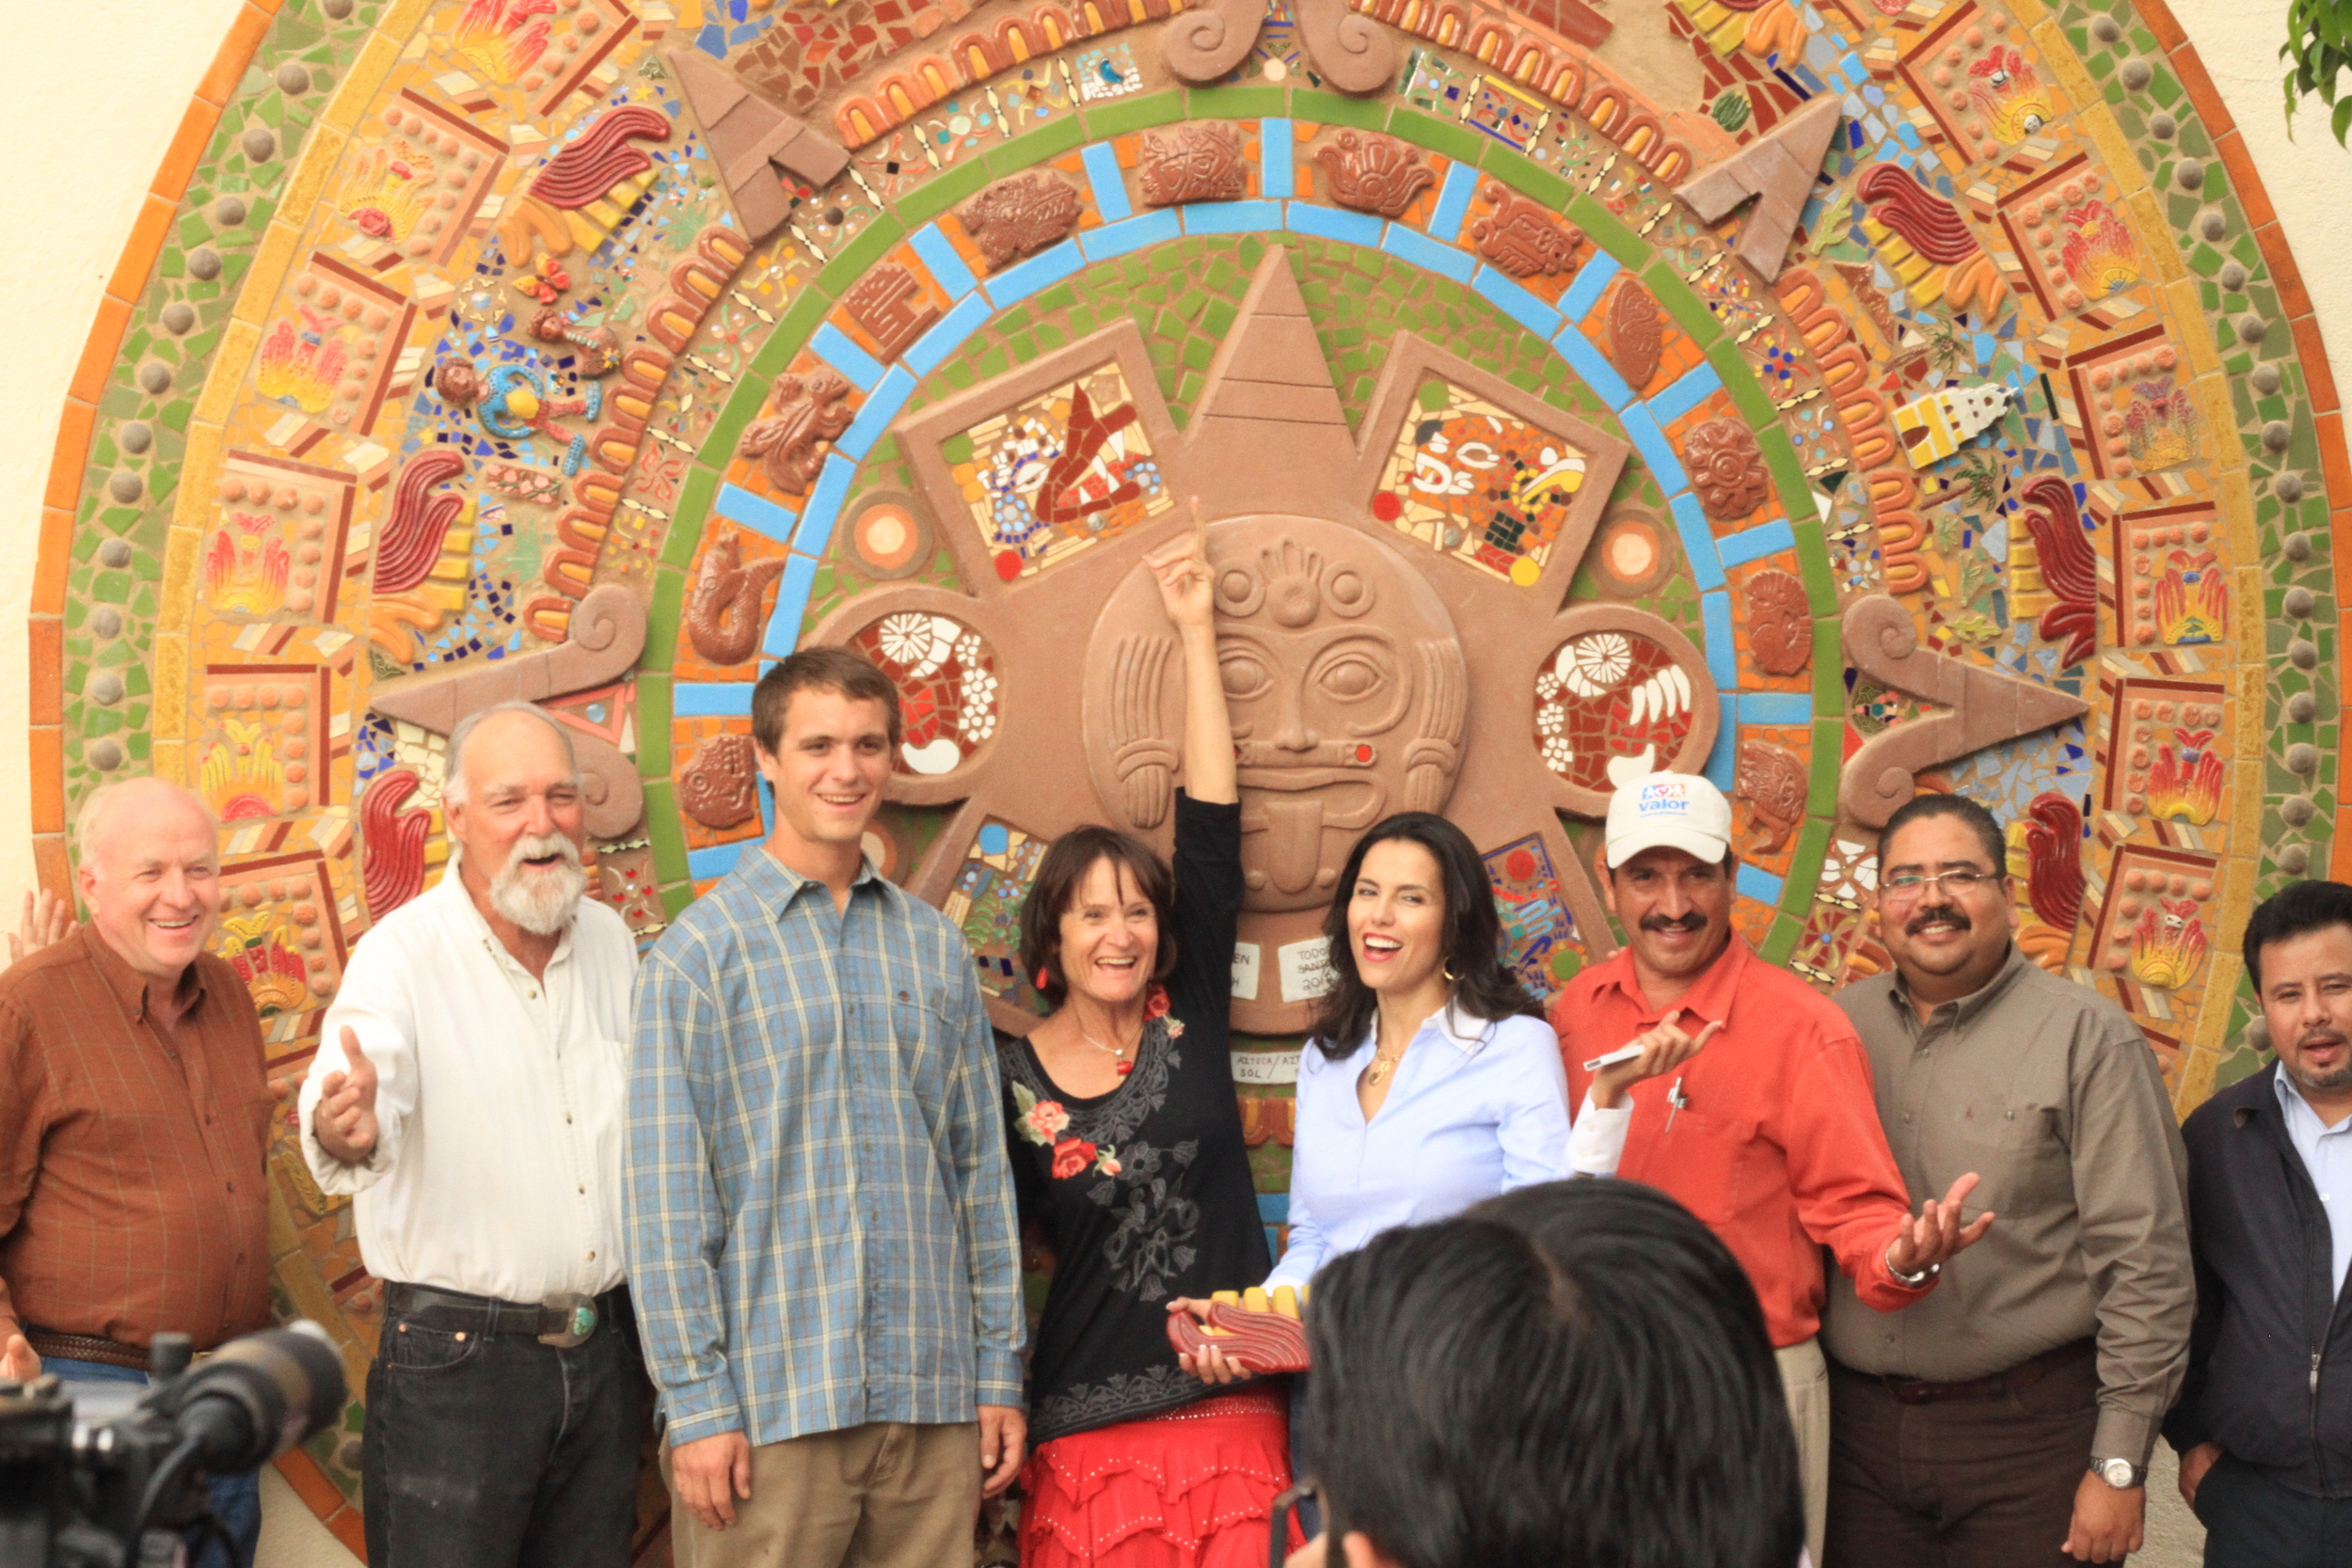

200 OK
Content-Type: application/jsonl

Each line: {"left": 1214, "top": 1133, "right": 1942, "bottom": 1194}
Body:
{"left": 1144, "top": 499, "right": 1216, "bottom": 633}
{"left": 1168, "top": 1298, "right": 1249, "bottom": 1384}
{"left": 8, "top": 890, "right": 75, "bottom": 966}
{"left": 1884, "top": 1171, "right": 1995, "bottom": 1280}
{"left": 1, "top": 1330, "right": 40, "bottom": 1384}
{"left": 1592, "top": 1008, "right": 1721, "bottom": 1110}
{"left": 312, "top": 1026, "right": 381, "bottom": 1164}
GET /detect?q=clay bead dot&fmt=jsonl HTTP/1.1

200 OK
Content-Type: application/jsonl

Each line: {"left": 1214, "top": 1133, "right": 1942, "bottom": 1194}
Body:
{"left": 2176, "top": 160, "right": 2204, "bottom": 190}
{"left": 98, "top": 538, "right": 132, "bottom": 568}
{"left": 2200, "top": 212, "right": 2227, "bottom": 242}
{"left": 2288, "top": 691, "right": 2318, "bottom": 722}
{"left": 2285, "top": 531, "right": 2312, "bottom": 561}
{"left": 2092, "top": 13, "right": 2122, "bottom": 39}
{"left": 2148, "top": 112, "right": 2177, "bottom": 139}
{"left": 87, "top": 672, "right": 124, "bottom": 705}
{"left": 2252, "top": 362, "right": 2282, "bottom": 394}
{"left": 2249, "top": 1018, "right": 2272, "bottom": 1049}
{"left": 2284, "top": 586, "right": 2315, "bottom": 618}
{"left": 2238, "top": 314, "right": 2268, "bottom": 343}
{"left": 87, "top": 739, "right": 123, "bottom": 772}
{"left": 89, "top": 607, "right": 122, "bottom": 638}
{"left": 160, "top": 302, "right": 195, "bottom": 335}
{"left": 2275, "top": 471, "right": 2306, "bottom": 501}
{"left": 2120, "top": 58, "right": 2152, "bottom": 89}
{"left": 322, "top": 0, "right": 352, "bottom": 16}
{"left": 2280, "top": 845, "right": 2312, "bottom": 874}
{"left": 277, "top": 61, "right": 310, "bottom": 95}
{"left": 215, "top": 196, "right": 247, "bottom": 226}
{"left": 137, "top": 362, "right": 172, "bottom": 395}
{"left": 242, "top": 127, "right": 278, "bottom": 164}
{"left": 2290, "top": 639, "right": 2319, "bottom": 669}
{"left": 282, "top": 710, "right": 307, "bottom": 734}
{"left": 119, "top": 422, "right": 153, "bottom": 458}
{"left": 2218, "top": 261, "right": 2248, "bottom": 293}
{"left": 106, "top": 472, "right": 142, "bottom": 504}
{"left": 2264, "top": 420, "right": 2293, "bottom": 451}
{"left": 2283, "top": 796, "right": 2318, "bottom": 827}
{"left": 188, "top": 247, "right": 224, "bottom": 283}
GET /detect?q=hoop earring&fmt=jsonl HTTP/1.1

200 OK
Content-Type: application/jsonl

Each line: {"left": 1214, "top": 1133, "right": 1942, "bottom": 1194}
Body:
{"left": 1442, "top": 961, "right": 1459, "bottom": 983}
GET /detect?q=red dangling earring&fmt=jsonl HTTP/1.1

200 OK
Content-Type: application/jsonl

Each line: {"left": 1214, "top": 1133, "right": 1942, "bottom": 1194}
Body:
{"left": 1036, "top": 968, "right": 1053, "bottom": 990}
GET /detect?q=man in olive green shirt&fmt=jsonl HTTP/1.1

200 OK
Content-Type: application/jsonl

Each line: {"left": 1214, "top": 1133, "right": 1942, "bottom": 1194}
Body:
{"left": 1821, "top": 795, "right": 2193, "bottom": 1568}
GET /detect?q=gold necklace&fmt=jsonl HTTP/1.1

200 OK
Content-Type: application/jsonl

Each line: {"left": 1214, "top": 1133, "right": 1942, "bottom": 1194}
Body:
{"left": 1075, "top": 1019, "right": 1141, "bottom": 1077}
{"left": 1364, "top": 1045, "right": 1407, "bottom": 1087}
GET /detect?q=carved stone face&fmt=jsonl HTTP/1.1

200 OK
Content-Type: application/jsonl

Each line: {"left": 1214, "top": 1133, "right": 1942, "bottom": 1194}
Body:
{"left": 1084, "top": 515, "right": 1465, "bottom": 913}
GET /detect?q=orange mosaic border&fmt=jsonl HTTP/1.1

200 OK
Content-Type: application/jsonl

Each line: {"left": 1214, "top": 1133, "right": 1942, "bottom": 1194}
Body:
{"left": 29, "top": 0, "right": 287, "bottom": 898}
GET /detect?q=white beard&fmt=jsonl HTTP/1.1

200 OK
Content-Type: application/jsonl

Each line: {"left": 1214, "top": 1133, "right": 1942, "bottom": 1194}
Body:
{"left": 489, "top": 832, "right": 586, "bottom": 936}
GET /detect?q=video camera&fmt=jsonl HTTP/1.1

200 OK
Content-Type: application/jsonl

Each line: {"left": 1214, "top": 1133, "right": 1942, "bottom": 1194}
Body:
{"left": 0, "top": 1323, "right": 345, "bottom": 1568}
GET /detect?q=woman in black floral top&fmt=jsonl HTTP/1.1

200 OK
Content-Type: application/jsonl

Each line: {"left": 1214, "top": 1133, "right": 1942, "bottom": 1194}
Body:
{"left": 1001, "top": 511, "right": 1295, "bottom": 1566}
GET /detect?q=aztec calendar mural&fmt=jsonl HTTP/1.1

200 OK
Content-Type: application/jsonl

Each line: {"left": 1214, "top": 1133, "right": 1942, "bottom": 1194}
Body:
{"left": 30, "top": 0, "right": 2346, "bottom": 1555}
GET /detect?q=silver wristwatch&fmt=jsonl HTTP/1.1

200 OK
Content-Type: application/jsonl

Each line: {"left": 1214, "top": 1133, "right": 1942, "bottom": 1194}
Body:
{"left": 1886, "top": 1254, "right": 1939, "bottom": 1288}
{"left": 2090, "top": 1457, "right": 2147, "bottom": 1489}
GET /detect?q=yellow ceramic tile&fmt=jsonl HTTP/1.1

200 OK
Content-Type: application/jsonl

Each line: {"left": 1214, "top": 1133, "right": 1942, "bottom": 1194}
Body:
{"left": 2037, "top": 23, "right": 2099, "bottom": 109}
{"left": 2127, "top": 190, "right": 2185, "bottom": 283}
{"left": 276, "top": 125, "right": 346, "bottom": 226}
{"left": 160, "top": 525, "right": 203, "bottom": 630}
{"left": 150, "top": 631, "right": 188, "bottom": 743}
{"left": 2219, "top": 464, "right": 2258, "bottom": 559}
{"left": 330, "top": 32, "right": 407, "bottom": 133}
{"left": 233, "top": 220, "right": 305, "bottom": 325}
{"left": 173, "top": 424, "right": 225, "bottom": 533}
{"left": 2230, "top": 651, "right": 2264, "bottom": 832}
{"left": 150, "top": 739, "right": 185, "bottom": 788}
{"left": 2191, "top": 372, "right": 2236, "bottom": 460}
{"left": 2078, "top": 106, "right": 2147, "bottom": 201}
{"left": 195, "top": 319, "right": 261, "bottom": 426}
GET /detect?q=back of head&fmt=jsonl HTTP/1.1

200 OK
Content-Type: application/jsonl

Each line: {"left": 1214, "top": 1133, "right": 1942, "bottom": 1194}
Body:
{"left": 1305, "top": 1179, "right": 1802, "bottom": 1568}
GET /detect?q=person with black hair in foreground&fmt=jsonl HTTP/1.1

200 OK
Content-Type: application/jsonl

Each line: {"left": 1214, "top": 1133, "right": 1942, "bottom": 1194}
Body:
{"left": 1284, "top": 1178, "right": 1805, "bottom": 1568}
{"left": 2165, "top": 879, "right": 2352, "bottom": 1566}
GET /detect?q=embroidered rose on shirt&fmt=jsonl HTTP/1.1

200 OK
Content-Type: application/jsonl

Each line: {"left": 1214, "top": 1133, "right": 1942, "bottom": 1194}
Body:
{"left": 1010, "top": 1081, "right": 1071, "bottom": 1145}
{"left": 1143, "top": 986, "right": 1186, "bottom": 1040}
{"left": 1051, "top": 1137, "right": 1098, "bottom": 1180}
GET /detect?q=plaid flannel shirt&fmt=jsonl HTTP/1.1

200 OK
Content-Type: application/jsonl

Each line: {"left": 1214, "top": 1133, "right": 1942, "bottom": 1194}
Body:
{"left": 625, "top": 848, "right": 1024, "bottom": 1447}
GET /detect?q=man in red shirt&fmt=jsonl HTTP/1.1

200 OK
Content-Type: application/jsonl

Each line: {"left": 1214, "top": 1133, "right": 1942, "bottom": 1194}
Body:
{"left": 1556, "top": 771, "right": 1990, "bottom": 1565}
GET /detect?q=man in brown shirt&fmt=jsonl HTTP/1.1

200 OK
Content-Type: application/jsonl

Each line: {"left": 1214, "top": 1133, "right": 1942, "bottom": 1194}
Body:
{"left": 0, "top": 776, "right": 276, "bottom": 1567}
{"left": 1820, "top": 793, "right": 2193, "bottom": 1567}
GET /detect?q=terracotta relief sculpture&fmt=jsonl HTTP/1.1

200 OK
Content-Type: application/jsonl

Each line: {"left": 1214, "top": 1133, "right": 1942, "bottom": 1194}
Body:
{"left": 375, "top": 450, "right": 467, "bottom": 594}
{"left": 843, "top": 264, "right": 942, "bottom": 363}
{"left": 1737, "top": 740, "right": 1806, "bottom": 856}
{"left": 679, "top": 733, "right": 762, "bottom": 829}
{"left": 1603, "top": 280, "right": 1663, "bottom": 389}
{"left": 686, "top": 529, "right": 788, "bottom": 667}
{"left": 960, "top": 171, "right": 1085, "bottom": 267}
{"left": 1682, "top": 418, "right": 1772, "bottom": 522}
{"left": 368, "top": 582, "right": 649, "bottom": 838}
{"left": 1470, "top": 185, "right": 1583, "bottom": 279}
{"left": 1162, "top": 0, "right": 1397, "bottom": 94}
{"left": 359, "top": 767, "right": 430, "bottom": 919}
{"left": 1744, "top": 569, "right": 1813, "bottom": 675}
{"left": 739, "top": 369, "right": 854, "bottom": 495}
{"left": 1675, "top": 95, "right": 1841, "bottom": 281}
{"left": 666, "top": 46, "right": 850, "bottom": 240}
{"left": 1316, "top": 131, "right": 1435, "bottom": 218}
{"left": 1138, "top": 122, "right": 1250, "bottom": 208}
{"left": 2018, "top": 474, "right": 2100, "bottom": 668}
{"left": 1838, "top": 593, "right": 2089, "bottom": 830}
{"left": 2024, "top": 790, "right": 2089, "bottom": 929}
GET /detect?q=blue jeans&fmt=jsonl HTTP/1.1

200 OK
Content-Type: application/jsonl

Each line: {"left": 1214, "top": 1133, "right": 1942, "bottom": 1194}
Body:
{"left": 48, "top": 1356, "right": 262, "bottom": 1568}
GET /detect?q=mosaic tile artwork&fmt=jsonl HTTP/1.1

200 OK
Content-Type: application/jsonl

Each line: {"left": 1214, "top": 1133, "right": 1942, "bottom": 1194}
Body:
{"left": 943, "top": 362, "right": 1174, "bottom": 580}
{"left": 1372, "top": 379, "right": 1595, "bottom": 586}
{"left": 36, "top": 0, "right": 2352, "bottom": 1548}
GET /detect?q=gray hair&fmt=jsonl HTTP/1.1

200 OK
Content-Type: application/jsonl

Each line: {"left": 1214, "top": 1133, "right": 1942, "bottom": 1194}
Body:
{"left": 440, "top": 701, "right": 581, "bottom": 809}
{"left": 72, "top": 777, "right": 220, "bottom": 869}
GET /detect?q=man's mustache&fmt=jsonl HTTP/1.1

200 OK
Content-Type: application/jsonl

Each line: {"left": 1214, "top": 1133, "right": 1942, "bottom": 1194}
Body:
{"left": 1905, "top": 904, "right": 1971, "bottom": 937}
{"left": 1640, "top": 913, "right": 1708, "bottom": 934}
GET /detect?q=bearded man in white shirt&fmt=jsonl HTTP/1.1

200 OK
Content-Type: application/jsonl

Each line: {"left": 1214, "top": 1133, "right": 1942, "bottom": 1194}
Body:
{"left": 299, "top": 700, "right": 642, "bottom": 1568}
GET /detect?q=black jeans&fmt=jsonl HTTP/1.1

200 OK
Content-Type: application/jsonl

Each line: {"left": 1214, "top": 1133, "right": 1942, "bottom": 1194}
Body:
{"left": 2195, "top": 1453, "right": 2352, "bottom": 1568}
{"left": 361, "top": 1287, "right": 644, "bottom": 1568}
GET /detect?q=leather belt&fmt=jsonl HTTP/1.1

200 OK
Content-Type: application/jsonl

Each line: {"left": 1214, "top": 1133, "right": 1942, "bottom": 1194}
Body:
{"left": 383, "top": 1282, "right": 609, "bottom": 1349}
{"left": 1865, "top": 1336, "right": 2096, "bottom": 1406}
{"left": 25, "top": 1327, "right": 151, "bottom": 1371}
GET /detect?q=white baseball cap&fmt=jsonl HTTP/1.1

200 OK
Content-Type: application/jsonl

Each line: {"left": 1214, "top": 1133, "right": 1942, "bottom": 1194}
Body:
{"left": 1604, "top": 771, "right": 1733, "bottom": 869}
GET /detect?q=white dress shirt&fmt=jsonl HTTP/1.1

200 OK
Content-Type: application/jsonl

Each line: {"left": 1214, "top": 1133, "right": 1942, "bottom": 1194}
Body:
{"left": 1264, "top": 1006, "right": 1571, "bottom": 1292}
{"left": 298, "top": 868, "right": 635, "bottom": 1302}
{"left": 2275, "top": 1069, "right": 2352, "bottom": 1298}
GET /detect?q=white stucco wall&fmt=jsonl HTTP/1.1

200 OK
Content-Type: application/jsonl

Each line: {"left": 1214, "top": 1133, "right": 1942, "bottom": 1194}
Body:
{"left": 1, "top": 3, "right": 2341, "bottom": 1563}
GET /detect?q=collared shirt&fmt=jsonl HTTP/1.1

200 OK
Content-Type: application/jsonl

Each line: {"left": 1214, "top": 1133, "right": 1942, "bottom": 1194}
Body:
{"left": 1554, "top": 938, "right": 1927, "bottom": 1349}
{"left": 2274, "top": 1070, "right": 2352, "bottom": 1299}
{"left": 1264, "top": 1007, "right": 1569, "bottom": 1293}
{"left": 626, "top": 848, "right": 1024, "bottom": 1449}
{"left": 1824, "top": 946, "right": 2192, "bottom": 1466}
{"left": 297, "top": 870, "right": 634, "bottom": 1303}
{"left": 0, "top": 927, "right": 273, "bottom": 1350}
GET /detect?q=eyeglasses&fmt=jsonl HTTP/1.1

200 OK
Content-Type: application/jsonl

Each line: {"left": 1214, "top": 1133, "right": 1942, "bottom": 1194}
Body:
{"left": 1882, "top": 869, "right": 2002, "bottom": 901}
{"left": 1270, "top": 1481, "right": 1318, "bottom": 1568}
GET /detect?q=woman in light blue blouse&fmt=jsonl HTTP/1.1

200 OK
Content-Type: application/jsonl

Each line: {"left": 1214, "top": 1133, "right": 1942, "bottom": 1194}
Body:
{"left": 1262, "top": 810, "right": 1572, "bottom": 1294}
{"left": 1175, "top": 812, "right": 1573, "bottom": 1528}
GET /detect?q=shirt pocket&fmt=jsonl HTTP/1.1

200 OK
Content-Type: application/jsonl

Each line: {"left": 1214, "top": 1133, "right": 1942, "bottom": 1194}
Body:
{"left": 1946, "top": 1099, "right": 2062, "bottom": 1217}
{"left": 1638, "top": 1107, "right": 1758, "bottom": 1227}
{"left": 889, "top": 985, "right": 958, "bottom": 1106}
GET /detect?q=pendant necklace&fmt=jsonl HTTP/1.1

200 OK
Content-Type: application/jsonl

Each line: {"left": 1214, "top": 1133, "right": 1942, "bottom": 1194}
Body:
{"left": 1364, "top": 1044, "right": 1407, "bottom": 1088}
{"left": 1077, "top": 1018, "right": 1141, "bottom": 1076}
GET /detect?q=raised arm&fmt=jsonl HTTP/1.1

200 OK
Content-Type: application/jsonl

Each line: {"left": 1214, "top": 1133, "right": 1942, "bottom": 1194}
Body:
{"left": 1145, "top": 500, "right": 1235, "bottom": 807}
{"left": 300, "top": 942, "right": 421, "bottom": 1193}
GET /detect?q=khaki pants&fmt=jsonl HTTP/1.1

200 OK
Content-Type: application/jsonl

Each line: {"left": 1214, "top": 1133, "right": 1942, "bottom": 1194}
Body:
{"left": 664, "top": 1421, "right": 979, "bottom": 1568}
{"left": 1778, "top": 1338, "right": 1829, "bottom": 1568}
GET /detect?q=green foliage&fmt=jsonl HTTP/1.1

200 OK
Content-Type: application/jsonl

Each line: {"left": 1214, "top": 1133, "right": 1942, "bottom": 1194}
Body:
{"left": 2281, "top": 0, "right": 2352, "bottom": 145}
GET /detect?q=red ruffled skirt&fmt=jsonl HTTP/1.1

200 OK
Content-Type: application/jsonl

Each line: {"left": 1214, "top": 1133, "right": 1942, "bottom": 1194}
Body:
{"left": 1020, "top": 1388, "right": 1304, "bottom": 1567}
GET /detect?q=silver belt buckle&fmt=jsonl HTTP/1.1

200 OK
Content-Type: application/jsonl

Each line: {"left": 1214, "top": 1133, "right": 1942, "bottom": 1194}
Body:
{"left": 537, "top": 1291, "right": 597, "bottom": 1349}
